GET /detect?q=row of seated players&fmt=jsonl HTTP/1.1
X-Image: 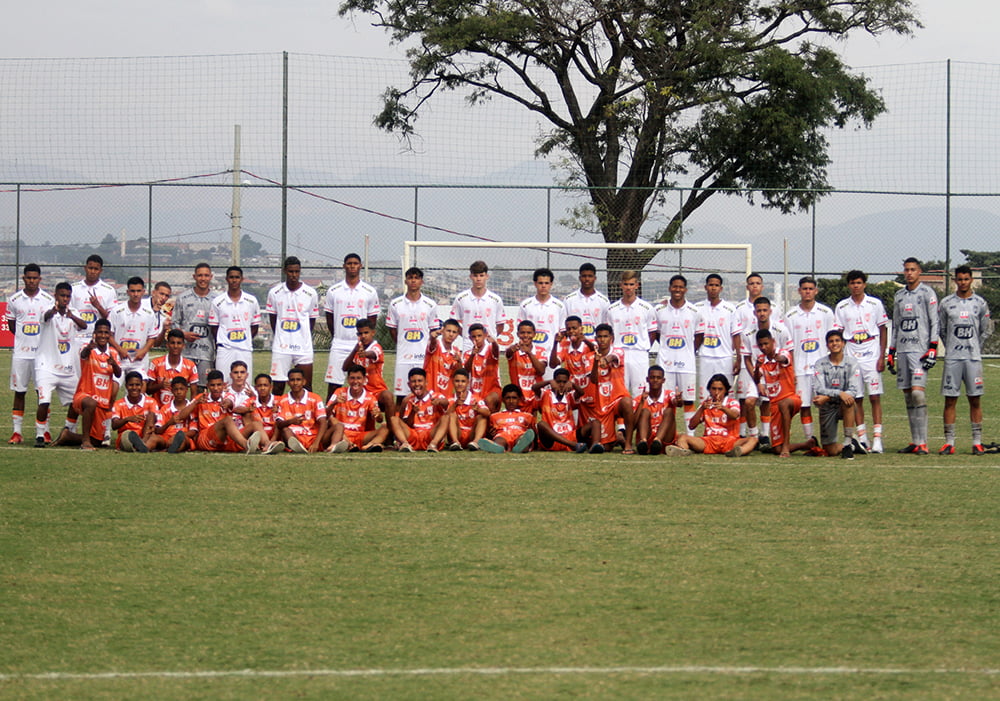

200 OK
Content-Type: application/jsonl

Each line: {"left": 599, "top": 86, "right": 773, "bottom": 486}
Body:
{"left": 51, "top": 314, "right": 860, "bottom": 458}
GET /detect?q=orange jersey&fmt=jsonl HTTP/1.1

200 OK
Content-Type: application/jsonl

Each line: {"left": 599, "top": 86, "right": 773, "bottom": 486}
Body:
{"left": 556, "top": 339, "right": 595, "bottom": 392}
{"left": 758, "top": 356, "right": 797, "bottom": 402}
{"left": 329, "top": 386, "right": 381, "bottom": 433}
{"left": 450, "top": 391, "right": 487, "bottom": 432}
{"left": 702, "top": 396, "right": 740, "bottom": 437}
{"left": 253, "top": 395, "right": 279, "bottom": 437}
{"left": 76, "top": 345, "right": 120, "bottom": 408}
{"left": 464, "top": 343, "right": 502, "bottom": 398}
{"left": 401, "top": 391, "right": 447, "bottom": 431}
{"left": 634, "top": 390, "right": 674, "bottom": 435}
{"left": 593, "top": 347, "right": 630, "bottom": 412}
{"left": 350, "top": 341, "right": 388, "bottom": 394}
{"left": 155, "top": 400, "right": 194, "bottom": 441}
{"left": 277, "top": 390, "right": 327, "bottom": 438}
{"left": 148, "top": 355, "right": 199, "bottom": 406}
{"left": 423, "top": 340, "right": 463, "bottom": 395}
{"left": 490, "top": 410, "right": 535, "bottom": 443}
{"left": 190, "top": 393, "right": 231, "bottom": 432}
{"left": 507, "top": 345, "right": 547, "bottom": 400}
{"left": 540, "top": 387, "right": 577, "bottom": 428}
{"left": 112, "top": 395, "right": 158, "bottom": 433}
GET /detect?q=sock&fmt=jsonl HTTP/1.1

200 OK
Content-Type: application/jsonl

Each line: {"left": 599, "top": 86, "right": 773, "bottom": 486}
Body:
{"left": 873, "top": 423, "right": 882, "bottom": 438}
{"left": 65, "top": 418, "right": 78, "bottom": 432}
{"left": 12, "top": 410, "right": 23, "bottom": 434}
{"left": 856, "top": 423, "right": 867, "bottom": 444}
{"left": 761, "top": 418, "right": 771, "bottom": 440}
{"left": 972, "top": 422, "right": 983, "bottom": 446}
{"left": 802, "top": 415, "right": 813, "bottom": 439}
{"left": 912, "top": 389, "right": 927, "bottom": 445}
{"left": 103, "top": 418, "right": 112, "bottom": 441}
{"left": 748, "top": 425, "right": 759, "bottom": 437}
{"left": 739, "top": 419, "right": 747, "bottom": 438}
{"left": 845, "top": 426, "right": 855, "bottom": 441}
{"left": 35, "top": 421, "right": 46, "bottom": 439}
{"left": 684, "top": 410, "right": 695, "bottom": 436}
{"left": 944, "top": 423, "right": 956, "bottom": 446}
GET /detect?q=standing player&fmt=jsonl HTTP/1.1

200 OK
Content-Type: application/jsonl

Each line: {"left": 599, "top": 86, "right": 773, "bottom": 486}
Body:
{"left": 209, "top": 266, "right": 261, "bottom": 376}
{"left": 6, "top": 264, "right": 53, "bottom": 444}
{"left": 146, "top": 280, "right": 173, "bottom": 347}
{"left": 450, "top": 260, "right": 507, "bottom": 343}
{"left": 424, "top": 319, "right": 464, "bottom": 396}
{"left": 937, "top": 265, "right": 992, "bottom": 455}
{"left": 173, "top": 263, "right": 216, "bottom": 391}
{"left": 604, "top": 269, "right": 657, "bottom": 395}
{"left": 324, "top": 253, "right": 381, "bottom": 397}
{"left": 652, "top": 274, "right": 704, "bottom": 435}
{"left": 34, "top": 282, "right": 87, "bottom": 447}
{"left": 785, "top": 276, "right": 835, "bottom": 444}
{"left": 695, "top": 273, "right": 742, "bottom": 399}
{"left": 834, "top": 270, "right": 889, "bottom": 453}
{"left": 563, "top": 262, "right": 610, "bottom": 341}
{"left": 735, "top": 272, "right": 782, "bottom": 332}
{"left": 889, "top": 258, "right": 940, "bottom": 455}
{"left": 108, "top": 277, "right": 159, "bottom": 380}
{"left": 386, "top": 266, "right": 439, "bottom": 406}
{"left": 754, "top": 329, "right": 812, "bottom": 458}
{"left": 70, "top": 254, "right": 117, "bottom": 353}
{"left": 517, "top": 267, "right": 566, "bottom": 379}
{"left": 740, "top": 297, "right": 792, "bottom": 448}
{"left": 267, "top": 256, "right": 320, "bottom": 395}
{"left": 811, "top": 329, "right": 865, "bottom": 459}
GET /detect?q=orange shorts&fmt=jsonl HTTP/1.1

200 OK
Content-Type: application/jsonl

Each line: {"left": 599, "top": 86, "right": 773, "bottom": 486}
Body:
{"left": 71, "top": 392, "right": 110, "bottom": 442}
{"left": 703, "top": 434, "right": 739, "bottom": 455}
{"left": 195, "top": 426, "right": 242, "bottom": 452}
{"left": 769, "top": 395, "right": 803, "bottom": 448}
{"left": 288, "top": 429, "right": 320, "bottom": 451}
{"left": 407, "top": 426, "right": 433, "bottom": 450}
{"left": 496, "top": 428, "right": 530, "bottom": 446}
{"left": 541, "top": 421, "right": 575, "bottom": 451}
{"left": 344, "top": 428, "right": 367, "bottom": 449}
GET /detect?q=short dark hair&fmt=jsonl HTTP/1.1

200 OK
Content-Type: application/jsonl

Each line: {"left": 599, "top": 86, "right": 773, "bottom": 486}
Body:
{"left": 443, "top": 318, "right": 462, "bottom": 330}
{"left": 167, "top": 328, "right": 185, "bottom": 341}
{"left": 533, "top": 267, "right": 554, "bottom": 283}
{"left": 955, "top": 265, "right": 973, "bottom": 277}
{"left": 669, "top": 274, "right": 687, "bottom": 287}
{"left": 284, "top": 256, "right": 302, "bottom": 268}
{"left": 23, "top": 263, "right": 40, "bottom": 275}
{"left": 170, "top": 376, "right": 189, "bottom": 387}
{"left": 705, "top": 273, "right": 722, "bottom": 285}
{"left": 452, "top": 368, "right": 470, "bottom": 379}
{"left": 408, "top": 367, "right": 427, "bottom": 379}
{"left": 648, "top": 365, "right": 665, "bottom": 377}
{"left": 825, "top": 329, "right": 845, "bottom": 342}
{"left": 254, "top": 373, "right": 272, "bottom": 384}
{"left": 124, "top": 371, "right": 143, "bottom": 384}
{"left": 468, "top": 323, "right": 485, "bottom": 335}
{"left": 346, "top": 364, "right": 367, "bottom": 376}
{"left": 517, "top": 319, "right": 536, "bottom": 332}
{"left": 55, "top": 282, "right": 71, "bottom": 293}
{"left": 579, "top": 263, "right": 596, "bottom": 275}
{"left": 94, "top": 319, "right": 111, "bottom": 331}
{"left": 501, "top": 383, "right": 523, "bottom": 398}
{"left": 553, "top": 367, "right": 570, "bottom": 380}
{"left": 798, "top": 276, "right": 817, "bottom": 287}
{"left": 206, "top": 370, "right": 225, "bottom": 382}
{"left": 903, "top": 256, "right": 922, "bottom": 268}
{"left": 754, "top": 296, "right": 771, "bottom": 308}
{"left": 707, "top": 373, "right": 732, "bottom": 393}
{"left": 846, "top": 270, "right": 867, "bottom": 284}
{"left": 287, "top": 366, "right": 305, "bottom": 379}
{"left": 565, "top": 315, "right": 582, "bottom": 325}
{"left": 194, "top": 262, "right": 211, "bottom": 273}
{"left": 595, "top": 323, "right": 613, "bottom": 335}
{"left": 469, "top": 260, "right": 488, "bottom": 275}
{"left": 226, "top": 266, "right": 243, "bottom": 276}
{"left": 229, "top": 360, "right": 248, "bottom": 372}
{"left": 755, "top": 329, "right": 773, "bottom": 343}
{"left": 86, "top": 254, "right": 104, "bottom": 267}
{"left": 746, "top": 272, "right": 763, "bottom": 283}
{"left": 154, "top": 281, "right": 171, "bottom": 291}
{"left": 404, "top": 266, "right": 423, "bottom": 278}
{"left": 127, "top": 276, "right": 144, "bottom": 288}
{"left": 355, "top": 318, "right": 372, "bottom": 331}
{"left": 344, "top": 253, "right": 362, "bottom": 264}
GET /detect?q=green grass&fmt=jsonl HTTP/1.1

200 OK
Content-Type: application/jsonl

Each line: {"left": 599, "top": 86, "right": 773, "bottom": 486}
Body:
{"left": 1, "top": 351, "right": 999, "bottom": 699}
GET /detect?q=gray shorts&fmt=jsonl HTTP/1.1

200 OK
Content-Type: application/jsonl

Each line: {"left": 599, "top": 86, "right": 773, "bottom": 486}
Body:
{"left": 895, "top": 352, "right": 927, "bottom": 390}
{"left": 941, "top": 359, "right": 984, "bottom": 397}
{"left": 818, "top": 399, "right": 846, "bottom": 447}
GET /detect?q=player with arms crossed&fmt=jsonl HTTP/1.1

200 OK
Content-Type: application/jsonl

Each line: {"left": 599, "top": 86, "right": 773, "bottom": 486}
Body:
{"left": 6, "top": 264, "right": 54, "bottom": 444}
{"left": 785, "top": 276, "right": 836, "bottom": 445}
{"left": 834, "top": 270, "right": 889, "bottom": 453}
{"left": 889, "top": 257, "right": 940, "bottom": 455}
{"left": 324, "top": 253, "right": 380, "bottom": 398}
{"left": 652, "top": 274, "right": 704, "bottom": 435}
{"left": 937, "top": 265, "right": 992, "bottom": 455}
{"left": 267, "top": 256, "right": 319, "bottom": 395}
{"left": 386, "top": 266, "right": 439, "bottom": 407}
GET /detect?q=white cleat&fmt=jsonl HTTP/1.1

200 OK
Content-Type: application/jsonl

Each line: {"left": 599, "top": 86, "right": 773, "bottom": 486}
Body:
{"left": 870, "top": 437, "right": 883, "bottom": 454}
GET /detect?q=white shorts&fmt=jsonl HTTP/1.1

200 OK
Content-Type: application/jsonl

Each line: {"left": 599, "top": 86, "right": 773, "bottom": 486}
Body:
{"left": 324, "top": 345, "right": 353, "bottom": 385}
{"left": 10, "top": 357, "right": 35, "bottom": 392}
{"left": 216, "top": 346, "right": 254, "bottom": 377}
{"left": 271, "top": 351, "right": 315, "bottom": 382}
{"left": 699, "top": 357, "right": 736, "bottom": 398}
{"left": 393, "top": 360, "right": 423, "bottom": 396}
{"left": 847, "top": 346, "right": 883, "bottom": 397}
{"left": 736, "top": 366, "right": 759, "bottom": 400}
{"left": 664, "top": 371, "right": 697, "bottom": 403}
{"left": 797, "top": 373, "right": 814, "bottom": 407}
{"left": 623, "top": 350, "right": 650, "bottom": 395}
{"left": 119, "top": 357, "right": 151, "bottom": 381}
{"left": 36, "top": 371, "right": 77, "bottom": 407}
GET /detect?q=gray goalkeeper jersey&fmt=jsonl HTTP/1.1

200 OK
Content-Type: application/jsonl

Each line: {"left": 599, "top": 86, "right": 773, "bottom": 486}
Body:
{"left": 892, "top": 282, "right": 939, "bottom": 353}
{"left": 938, "top": 292, "right": 992, "bottom": 361}
{"left": 812, "top": 354, "right": 863, "bottom": 399}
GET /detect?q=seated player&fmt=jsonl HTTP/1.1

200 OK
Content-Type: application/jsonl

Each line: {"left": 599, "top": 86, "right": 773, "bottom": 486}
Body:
{"left": 224, "top": 360, "right": 272, "bottom": 453}
{"left": 177, "top": 369, "right": 263, "bottom": 454}
{"left": 342, "top": 317, "right": 395, "bottom": 418}
{"left": 276, "top": 366, "right": 329, "bottom": 453}
{"left": 811, "top": 329, "right": 865, "bottom": 459}
{"left": 250, "top": 373, "right": 286, "bottom": 455}
{"left": 589, "top": 323, "right": 636, "bottom": 453}
{"left": 114, "top": 371, "right": 159, "bottom": 453}
{"left": 478, "top": 384, "right": 537, "bottom": 453}
{"left": 675, "top": 374, "right": 758, "bottom": 457}
{"left": 754, "top": 329, "right": 811, "bottom": 458}
{"left": 535, "top": 368, "right": 598, "bottom": 453}
{"left": 325, "top": 364, "right": 389, "bottom": 453}
{"left": 506, "top": 319, "right": 547, "bottom": 407}
{"left": 140, "top": 376, "right": 195, "bottom": 453}
{"left": 424, "top": 318, "right": 464, "bottom": 396}
{"left": 51, "top": 319, "right": 121, "bottom": 451}
{"left": 464, "top": 323, "right": 502, "bottom": 411}
{"left": 446, "top": 368, "right": 489, "bottom": 451}
{"left": 634, "top": 365, "right": 681, "bottom": 456}
{"left": 390, "top": 367, "right": 449, "bottom": 452}
{"left": 147, "top": 329, "right": 198, "bottom": 406}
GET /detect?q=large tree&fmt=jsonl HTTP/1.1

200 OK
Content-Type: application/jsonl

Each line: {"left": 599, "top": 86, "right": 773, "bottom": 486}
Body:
{"left": 340, "top": 0, "right": 918, "bottom": 284}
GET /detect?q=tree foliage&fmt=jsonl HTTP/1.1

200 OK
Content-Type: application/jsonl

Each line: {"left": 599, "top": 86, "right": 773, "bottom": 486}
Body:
{"left": 340, "top": 0, "right": 918, "bottom": 283}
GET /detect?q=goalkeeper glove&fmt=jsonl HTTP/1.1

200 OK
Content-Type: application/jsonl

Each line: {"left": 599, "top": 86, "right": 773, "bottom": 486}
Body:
{"left": 887, "top": 347, "right": 897, "bottom": 375}
{"left": 921, "top": 342, "right": 938, "bottom": 370}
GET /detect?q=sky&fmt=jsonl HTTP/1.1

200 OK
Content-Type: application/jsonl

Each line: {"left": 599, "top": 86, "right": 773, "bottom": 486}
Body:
{"left": 1, "top": 1, "right": 997, "bottom": 66}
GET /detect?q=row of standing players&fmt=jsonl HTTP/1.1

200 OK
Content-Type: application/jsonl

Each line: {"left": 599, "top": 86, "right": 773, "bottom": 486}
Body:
{"left": 5, "top": 254, "right": 992, "bottom": 456}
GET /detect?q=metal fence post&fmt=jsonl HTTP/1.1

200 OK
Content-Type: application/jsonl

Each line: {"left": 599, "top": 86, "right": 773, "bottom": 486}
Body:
{"left": 945, "top": 58, "right": 952, "bottom": 294}
{"left": 281, "top": 51, "right": 289, "bottom": 269}
{"left": 148, "top": 185, "right": 153, "bottom": 283}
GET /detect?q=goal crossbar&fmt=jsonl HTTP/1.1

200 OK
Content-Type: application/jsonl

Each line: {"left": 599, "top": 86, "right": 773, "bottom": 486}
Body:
{"left": 403, "top": 241, "right": 752, "bottom": 277}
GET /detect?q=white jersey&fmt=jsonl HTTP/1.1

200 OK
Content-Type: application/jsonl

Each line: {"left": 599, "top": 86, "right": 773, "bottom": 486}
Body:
{"left": 70, "top": 279, "right": 117, "bottom": 346}
{"left": 209, "top": 291, "right": 261, "bottom": 353}
{"left": 266, "top": 282, "right": 319, "bottom": 356}
{"left": 735, "top": 297, "right": 783, "bottom": 335}
{"left": 785, "top": 302, "right": 835, "bottom": 376}
{"left": 695, "top": 299, "right": 742, "bottom": 359}
{"left": 34, "top": 307, "right": 82, "bottom": 377}
{"left": 450, "top": 289, "right": 507, "bottom": 334}
{"left": 834, "top": 294, "right": 888, "bottom": 362}
{"left": 742, "top": 320, "right": 793, "bottom": 368}
{"left": 654, "top": 300, "right": 703, "bottom": 373}
{"left": 6, "top": 288, "right": 54, "bottom": 360}
{"left": 562, "top": 289, "right": 610, "bottom": 339}
{"left": 386, "top": 293, "right": 440, "bottom": 366}
{"left": 605, "top": 297, "right": 657, "bottom": 353}
{"left": 324, "top": 280, "right": 381, "bottom": 350}
{"left": 517, "top": 295, "right": 566, "bottom": 356}
{"left": 108, "top": 302, "right": 159, "bottom": 368}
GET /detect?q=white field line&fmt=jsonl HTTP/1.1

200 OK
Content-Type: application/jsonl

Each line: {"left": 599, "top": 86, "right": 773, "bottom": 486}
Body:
{"left": 2, "top": 664, "right": 1000, "bottom": 682}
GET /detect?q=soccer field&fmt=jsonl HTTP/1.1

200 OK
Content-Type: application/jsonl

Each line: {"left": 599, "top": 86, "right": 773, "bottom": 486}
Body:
{"left": 1, "top": 351, "right": 999, "bottom": 699}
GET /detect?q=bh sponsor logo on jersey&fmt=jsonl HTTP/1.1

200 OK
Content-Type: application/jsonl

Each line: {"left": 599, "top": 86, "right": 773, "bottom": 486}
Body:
{"left": 403, "top": 328, "right": 425, "bottom": 342}
{"left": 533, "top": 331, "right": 550, "bottom": 344}
{"left": 21, "top": 322, "right": 40, "bottom": 336}
{"left": 664, "top": 335, "right": 685, "bottom": 349}
{"left": 801, "top": 340, "right": 820, "bottom": 353}
{"left": 58, "top": 341, "right": 71, "bottom": 354}
{"left": 703, "top": 335, "right": 721, "bottom": 348}
{"left": 281, "top": 319, "right": 301, "bottom": 332}
{"left": 341, "top": 316, "right": 358, "bottom": 329}
{"left": 852, "top": 331, "right": 871, "bottom": 343}
{"left": 229, "top": 329, "right": 247, "bottom": 342}
{"left": 621, "top": 333, "right": 638, "bottom": 346}
{"left": 80, "top": 310, "right": 97, "bottom": 323}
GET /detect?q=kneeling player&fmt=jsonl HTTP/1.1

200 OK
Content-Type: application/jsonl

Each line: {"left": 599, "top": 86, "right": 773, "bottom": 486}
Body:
{"left": 811, "top": 329, "right": 865, "bottom": 459}
{"left": 390, "top": 367, "right": 449, "bottom": 452}
{"left": 114, "top": 371, "right": 158, "bottom": 453}
{"left": 478, "top": 384, "right": 536, "bottom": 453}
{"left": 536, "top": 368, "right": 595, "bottom": 453}
{"left": 634, "top": 365, "right": 680, "bottom": 455}
{"left": 676, "top": 374, "right": 758, "bottom": 457}
{"left": 446, "top": 368, "right": 489, "bottom": 450}
{"left": 325, "top": 364, "right": 389, "bottom": 452}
